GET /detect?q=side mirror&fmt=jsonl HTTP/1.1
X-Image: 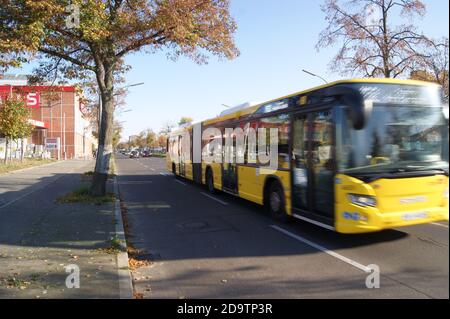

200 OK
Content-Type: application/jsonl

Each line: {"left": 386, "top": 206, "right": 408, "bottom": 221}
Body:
{"left": 342, "top": 94, "right": 373, "bottom": 130}
{"left": 322, "top": 86, "right": 371, "bottom": 130}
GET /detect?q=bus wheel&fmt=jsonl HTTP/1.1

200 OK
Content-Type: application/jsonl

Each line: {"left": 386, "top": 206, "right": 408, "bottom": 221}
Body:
{"left": 268, "top": 181, "right": 290, "bottom": 223}
{"left": 206, "top": 169, "right": 216, "bottom": 194}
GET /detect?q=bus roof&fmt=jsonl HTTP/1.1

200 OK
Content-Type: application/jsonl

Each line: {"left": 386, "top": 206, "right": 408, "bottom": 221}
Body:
{"left": 203, "top": 78, "right": 439, "bottom": 126}
{"left": 171, "top": 78, "right": 440, "bottom": 132}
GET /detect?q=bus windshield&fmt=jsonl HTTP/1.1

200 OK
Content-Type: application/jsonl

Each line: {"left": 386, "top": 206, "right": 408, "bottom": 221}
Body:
{"left": 336, "top": 86, "right": 449, "bottom": 178}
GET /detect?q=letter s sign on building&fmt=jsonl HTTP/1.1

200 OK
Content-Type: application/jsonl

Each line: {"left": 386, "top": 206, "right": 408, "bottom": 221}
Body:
{"left": 26, "top": 93, "right": 40, "bottom": 109}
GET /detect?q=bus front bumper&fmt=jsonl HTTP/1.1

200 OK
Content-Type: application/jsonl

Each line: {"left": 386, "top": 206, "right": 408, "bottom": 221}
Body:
{"left": 335, "top": 206, "right": 449, "bottom": 234}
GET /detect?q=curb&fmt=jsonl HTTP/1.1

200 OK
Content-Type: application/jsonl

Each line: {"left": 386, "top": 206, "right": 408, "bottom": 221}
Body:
{"left": 113, "top": 174, "right": 134, "bottom": 299}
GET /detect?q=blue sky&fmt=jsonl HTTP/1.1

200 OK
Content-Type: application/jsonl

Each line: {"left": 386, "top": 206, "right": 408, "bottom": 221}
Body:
{"left": 9, "top": 0, "right": 450, "bottom": 140}
{"left": 120, "top": 0, "right": 449, "bottom": 140}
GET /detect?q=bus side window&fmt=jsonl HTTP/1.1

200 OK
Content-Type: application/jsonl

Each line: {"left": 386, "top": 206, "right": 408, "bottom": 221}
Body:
{"left": 241, "top": 121, "right": 258, "bottom": 165}
{"left": 258, "top": 114, "right": 290, "bottom": 169}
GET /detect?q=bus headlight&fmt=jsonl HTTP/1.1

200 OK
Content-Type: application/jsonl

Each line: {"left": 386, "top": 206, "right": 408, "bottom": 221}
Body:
{"left": 348, "top": 194, "right": 376, "bottom": 207}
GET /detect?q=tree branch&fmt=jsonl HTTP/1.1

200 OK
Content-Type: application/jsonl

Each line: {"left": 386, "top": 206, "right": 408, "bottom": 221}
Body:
{"left": 38, "top": 48, "right": 96, "bottom": 71}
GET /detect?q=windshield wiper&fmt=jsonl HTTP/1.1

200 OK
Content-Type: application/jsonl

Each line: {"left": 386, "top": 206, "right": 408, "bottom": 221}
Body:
{"left": 403, "top": 166, "right": 448, "bottom": 173}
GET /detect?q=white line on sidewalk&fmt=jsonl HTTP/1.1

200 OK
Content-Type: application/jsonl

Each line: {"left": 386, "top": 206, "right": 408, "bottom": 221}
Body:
{"left": 431, "top": 222, "right": 449, "bottom": 229}
{"left": 175, "top": 179, "right": 187, "bottom": 186}
{"left": 270, "top": 225, "right": 371, "bottom": 273}
{"left": 0, "top": 187, "right": 51, "bottom": 210}
{"left": 200, "top": 192, "right": 228, "bottom": 206}
{"left": 0, "top": 165, "right": 82, "bottom": 210}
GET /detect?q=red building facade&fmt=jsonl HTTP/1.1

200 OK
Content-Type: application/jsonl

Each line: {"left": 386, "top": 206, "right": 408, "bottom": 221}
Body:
{"left": 0, "top": 84, "right": 95, "bottom": 159}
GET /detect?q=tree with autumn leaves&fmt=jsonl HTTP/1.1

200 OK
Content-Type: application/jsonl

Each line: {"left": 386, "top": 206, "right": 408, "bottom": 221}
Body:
{"left": 0, "top": 0, "right": 238, "bottom": 195}
{"left": 411, "top": 37, "right": 449, "bottom": 102}
{"left": 316, "top": 0, "right": 448, "bottom": 81}
{"left": 0, "top": 98, "right": 34, "bottom": 164}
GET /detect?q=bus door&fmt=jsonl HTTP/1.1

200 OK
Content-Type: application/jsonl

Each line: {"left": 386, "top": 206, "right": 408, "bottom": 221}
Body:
{"left": 178, "top": 135, "right": 186, "bottom": 177}
{"left": 192, "top": 123, "right": 202, "bottom": 183}
{"left": 222, "top": 130, "right": 238, "bottom": 193}
{"left": 291, "top": 110, "right": 335, "bottom": 225}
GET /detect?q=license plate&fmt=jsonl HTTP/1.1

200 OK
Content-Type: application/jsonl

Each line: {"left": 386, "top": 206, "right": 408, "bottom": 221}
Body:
{"left": 402, "top": 212, "right": 428, "bottom": 221}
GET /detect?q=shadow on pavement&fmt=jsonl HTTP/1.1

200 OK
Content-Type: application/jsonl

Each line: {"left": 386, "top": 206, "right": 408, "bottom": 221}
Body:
{"left": 0, "top": 165, "right": 121, "bottom": 298}
{"left": 116, "top": 168, "right": 409, "bottom": 262}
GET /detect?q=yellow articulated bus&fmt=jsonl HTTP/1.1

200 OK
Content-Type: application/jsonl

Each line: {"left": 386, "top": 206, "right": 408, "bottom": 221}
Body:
{"left": 167, "top": 79, "right": 449, "bottom": 233}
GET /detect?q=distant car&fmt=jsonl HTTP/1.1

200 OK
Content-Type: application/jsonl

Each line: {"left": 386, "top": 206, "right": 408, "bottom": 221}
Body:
{"left": 142, "top": 150, "right": 151, "bottom": 157}
{"left": 129, "top": 150, "right": 140, "bottom": 158}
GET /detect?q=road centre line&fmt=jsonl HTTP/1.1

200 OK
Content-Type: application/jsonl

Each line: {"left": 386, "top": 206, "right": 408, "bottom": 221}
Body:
{"left": 270, "top": 225, "right": 371, "bottom": 273}
{"left": 200, "top": 192, "right": 229, "bottom": 206}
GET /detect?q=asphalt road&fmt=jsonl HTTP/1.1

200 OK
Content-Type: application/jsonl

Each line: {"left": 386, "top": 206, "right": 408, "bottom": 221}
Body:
{"left": 116, "top": 154, "right": 449, "bottom": 299}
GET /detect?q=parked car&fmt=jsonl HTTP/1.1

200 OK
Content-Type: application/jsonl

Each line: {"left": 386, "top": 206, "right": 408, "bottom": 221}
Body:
{"left": 142, "top": 150, "right": 151, "bottom": 157}
{"left": 129, "top": 150, "right": 140, "bottom": 158}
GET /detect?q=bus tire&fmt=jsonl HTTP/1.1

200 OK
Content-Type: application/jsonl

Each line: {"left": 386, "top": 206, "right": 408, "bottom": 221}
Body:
{"left": 206, "top": 168, "right": 216, "bottom": 194}
{"left": 267, "top": 181, "right": 290, "bottom": 223}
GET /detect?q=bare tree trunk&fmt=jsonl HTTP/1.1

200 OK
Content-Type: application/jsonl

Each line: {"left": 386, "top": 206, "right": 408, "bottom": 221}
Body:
{"left": 90, "top": 62, "right": 115, "bottom": 197}
{"left": 20, "top": 139, "right": 24, "bottom": 162}
{"left": 4, "top": 137, "right": 8, "bottom": 164}
{"left": 381, "top": 1, "right": 391, "bottom": 78}
{"left": 9, "top": 140, "right": 13, "bottom": 162}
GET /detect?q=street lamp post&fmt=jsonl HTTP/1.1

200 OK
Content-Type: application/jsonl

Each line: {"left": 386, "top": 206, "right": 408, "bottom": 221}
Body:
{"left": 115, "top": 108, "right": 132, "bottom": 115}
{"left": 302, "top": 69, "right": 328, "bottom": 84}
{"left": 98, "top": 82, "right": 144, "bottom": 128}
{"left": 115, "top": 82, "right": 145, "bottom": 95}
{"left": 98, "top": 91, "right": 102, "bottom": 130}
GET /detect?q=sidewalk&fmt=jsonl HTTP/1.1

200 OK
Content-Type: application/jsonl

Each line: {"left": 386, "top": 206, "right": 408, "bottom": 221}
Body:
{"left": 0, "top": 159, "right": 131, "bottom": 299}
{"left": 0, "top": 159, "right": 57, "bottom": 176}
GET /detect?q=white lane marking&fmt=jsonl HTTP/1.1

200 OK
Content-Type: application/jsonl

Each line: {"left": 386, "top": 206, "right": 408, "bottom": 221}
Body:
{"left": 118, "top": 181, "right": 153, "bottom": 185}
{"left": 175, "top": 179, "right": 187, "bottom": 186}
{"left": 160, "top": 172, "right": 174, "bottom": 177}
{"left": 431, "top": 222, "right": 449, "bottom": 229}
{"left": 270, "top": 225, "right": 371, "bottom": 273}
{"left": 150, "top": 168, "right": 155, "bottom": 171}
{"left": 292, "top": 213, "right": 335, "bottom": 231}
{"left": 200, "top": 192, "right": 228, "bottom": 206}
